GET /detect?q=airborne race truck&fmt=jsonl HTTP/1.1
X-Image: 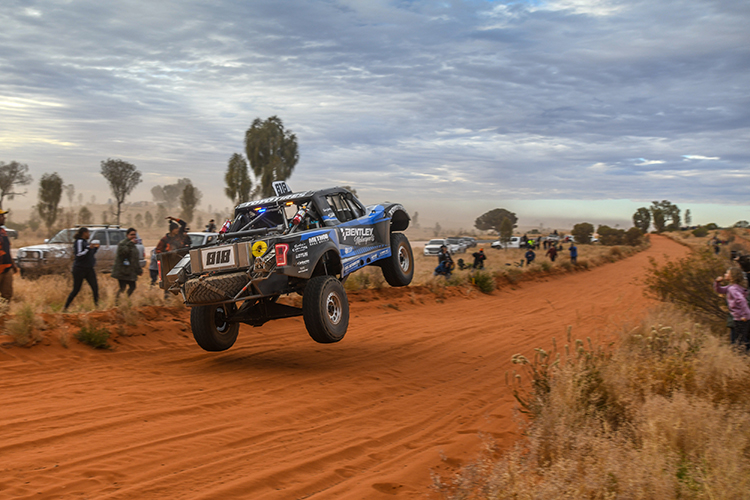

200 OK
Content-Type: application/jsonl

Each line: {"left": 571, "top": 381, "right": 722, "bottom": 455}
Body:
{"left": 159, "top": 183, "right": 413, "bottom": 352}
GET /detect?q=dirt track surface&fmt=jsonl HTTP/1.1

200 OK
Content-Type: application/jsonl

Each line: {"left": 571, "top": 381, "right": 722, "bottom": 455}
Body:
{"left": 0, "top": 236, "right": 688, "bottom": 499}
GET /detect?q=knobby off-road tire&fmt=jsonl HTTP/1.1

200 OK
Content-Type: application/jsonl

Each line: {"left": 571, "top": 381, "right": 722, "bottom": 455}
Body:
{"left": 380, "top": 233, "right": 414, "bottom": 287}
{"left": 191, "top": 302, "right": 239, "bottom": 351}
{"left": 303, "top": 276, "right": 349, "bottom": 344}
{"left": 184, "top": 272, "right": 248, "bottom": 304}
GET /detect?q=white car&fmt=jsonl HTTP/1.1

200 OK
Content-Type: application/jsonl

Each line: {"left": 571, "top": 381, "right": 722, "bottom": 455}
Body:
{"left": 491, "top": 236, "right": 521, "bottom": 249}
{"left": 424, "top": 239, "right": 447, "bottom": 256}
{"left": 424, "top": 238, "right": 461, "bottom": 255}
{"left": 445, "top": 237, "right": 467, "bottom": 253}
{"left": 187, "top": 232, "right": 219, "bottom": 248}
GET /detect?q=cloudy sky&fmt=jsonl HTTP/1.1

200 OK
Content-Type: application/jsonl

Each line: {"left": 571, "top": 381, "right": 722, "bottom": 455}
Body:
{"left": 1, "top": 0, "right": 748, "bottom": 230}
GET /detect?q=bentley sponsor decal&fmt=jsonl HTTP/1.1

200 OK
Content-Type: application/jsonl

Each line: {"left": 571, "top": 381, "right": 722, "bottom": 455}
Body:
{"left": 339, "top": 226, "right": 376, "bottom": 245}
{"left": 202, "top": 246, "right": 235, "bottom": 270}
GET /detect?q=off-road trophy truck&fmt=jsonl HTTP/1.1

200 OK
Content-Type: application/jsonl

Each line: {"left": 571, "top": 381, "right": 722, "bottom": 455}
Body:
{"left": 158, "top": 182, "right": 413, "bottom": 351}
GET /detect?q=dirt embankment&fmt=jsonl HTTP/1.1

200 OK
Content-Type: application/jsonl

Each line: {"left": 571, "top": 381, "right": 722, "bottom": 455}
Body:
{"left": 0, "top": 235, "right": 689, "bottom": 500}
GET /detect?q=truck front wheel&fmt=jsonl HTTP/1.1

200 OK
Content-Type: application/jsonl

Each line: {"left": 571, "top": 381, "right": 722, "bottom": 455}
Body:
{"left": 191, "top": 303, "right": 239, "bottom": 351}
{"left": 303, "top": 276, "right": 349, "bottom": 344}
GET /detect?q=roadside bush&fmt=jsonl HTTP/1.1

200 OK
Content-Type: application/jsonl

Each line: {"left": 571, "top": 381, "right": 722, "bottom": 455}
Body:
{"left": 643, "top": 249, "right": 726, "bottom": 325}
{"left": 435, "top": 308, "right": 750, "bottom": 499}
{"left": 75, "top": 322, "right": 111, "bottom": 349}
{"left": 571, "top": 222, "right": 594, "bottom": 244}
{"left": 471, "top": 271, "right": 495, "bottom": 294}
{"left": 597, "top": 225, "right": 625, "bottom": 245}
{"left": 5, "top": 303, "right": 44, "bottom": 346}
{"left": 624, "top": 227, "right": 643, "bottom": 246}
{"left": 692, "top": 226, "right": 709, "bottom": 238}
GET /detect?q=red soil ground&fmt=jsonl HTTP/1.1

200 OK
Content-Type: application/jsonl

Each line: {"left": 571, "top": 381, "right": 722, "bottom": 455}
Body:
{"left": 0, "top": 235, "right": 689, "bottom": 499}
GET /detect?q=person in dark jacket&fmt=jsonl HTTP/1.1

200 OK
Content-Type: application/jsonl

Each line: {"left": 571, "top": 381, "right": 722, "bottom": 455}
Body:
{"left": 112, "top": 228, "right": 142, "bottom": 300}
{"left": 63, "top": 227, "right": 100, "bottom": 310}
{"left": 434, "top": 245, "right": 454, "bottom": 277}
{"left": 0, "top": 209, "right": 18, "bottom": 302}
{"left": 472, "top": 248, "right": 487, "bottom": 269}
{"left": 525, "top": 248, "right": 536, "bottom": 266}
{"left": 545, "top": 244, "right": 558, "bottom": 262}
{"left": 156, "top": 216, "right": 190, "bottom": 254}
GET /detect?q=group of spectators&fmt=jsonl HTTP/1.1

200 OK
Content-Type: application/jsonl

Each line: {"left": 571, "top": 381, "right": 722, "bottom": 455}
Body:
{"left": 62, "top": 217, "right": 191, "bottom": 310}
{"left": 523, "top": 242, "right": 577, "bottom": 266}
{"left": 433, "top": 236, "right": 579, "bottom": 277}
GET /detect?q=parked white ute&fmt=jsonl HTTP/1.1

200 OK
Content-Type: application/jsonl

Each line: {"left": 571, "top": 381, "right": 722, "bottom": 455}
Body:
{"left": 491, "top": 236, "right": 521, "bottom": 249}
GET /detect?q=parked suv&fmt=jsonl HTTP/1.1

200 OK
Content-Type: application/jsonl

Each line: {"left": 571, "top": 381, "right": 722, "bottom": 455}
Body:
{"left": 16, "top": 225, "right": 146, "bottom": 277}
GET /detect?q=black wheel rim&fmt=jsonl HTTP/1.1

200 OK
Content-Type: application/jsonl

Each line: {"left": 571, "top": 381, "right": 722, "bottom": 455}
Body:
{"left": 214, "top": 304, "right": 232, "bottom": 334}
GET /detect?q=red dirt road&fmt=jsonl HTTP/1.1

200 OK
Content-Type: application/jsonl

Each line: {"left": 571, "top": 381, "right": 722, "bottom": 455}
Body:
{"left": 0, "top": 236, "right": 688, "bottom": 499}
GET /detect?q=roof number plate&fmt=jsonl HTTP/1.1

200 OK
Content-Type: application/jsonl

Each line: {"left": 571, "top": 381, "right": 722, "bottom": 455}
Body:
{"left": 272, "top": 181, "right": 292, "bottom": 196}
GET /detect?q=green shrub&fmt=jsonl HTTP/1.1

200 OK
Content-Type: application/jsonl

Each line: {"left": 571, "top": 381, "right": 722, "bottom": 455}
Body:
{"left": 692, "top": 226, "right": 709, "bottom": 237}
{"left": 472, "top": 271, "right": 495, "bottom": 294}
{"left": 624, "top": 227, "right": 643, "bottom": 246}
{"left": 643, "top": 249, "right": 726, "bottom": 325}
{"left": 75, "top": 322, "right": 111, "bottom": 349}
{"left": 539, "top": 261, "right": 552, "bottom": 271}
{"left": 597, "top": 224, "right": 626, "bottom": 245}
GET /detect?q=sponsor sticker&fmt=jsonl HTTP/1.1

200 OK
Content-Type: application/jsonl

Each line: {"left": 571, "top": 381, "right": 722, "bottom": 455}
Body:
{"left": 339, "top": 227, "right": 376, "bottom": 245}
{"left": 252, "top": 240, "right": 268, "bottom": 257}
{"left": 308, "top": 232, "right": 330, "bottom": 245}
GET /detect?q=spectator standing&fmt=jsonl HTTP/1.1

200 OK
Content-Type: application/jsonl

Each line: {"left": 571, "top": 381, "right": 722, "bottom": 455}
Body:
{"left": 546, "top": 245, "right": 558, "bottom": 262}
{"left": 63, "top": 227, "right": 99, "bottom": 310}
{"left": 569, "top": 243, "right": 578, "bottom": 265}
{"left": 149, "top": 248, "right": 159, "bottom": 285}
{"left": 525, "top": 248, "right": 535, "bottom": 266}
{"left": 713, "top": 266, "right": 750, "bottom": 348}
{"left": 0, "top": 210, "right": 17, "bottom": 302}
{"left": 472, "top": 248, "right": 486, "bottom": 269}
{"left": 112, "top": 228, "right": 142, "bottom": 300}
{"left": 206, "top": 219, "right": 217, "bottom": 232}
{"left": 156, "top": 216, "right": 190, "bottom": 254}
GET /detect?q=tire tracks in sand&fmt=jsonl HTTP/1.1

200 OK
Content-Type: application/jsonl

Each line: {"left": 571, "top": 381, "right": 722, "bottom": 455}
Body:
{"left": 0, "top": 235, "right": 688, "bottom": 499}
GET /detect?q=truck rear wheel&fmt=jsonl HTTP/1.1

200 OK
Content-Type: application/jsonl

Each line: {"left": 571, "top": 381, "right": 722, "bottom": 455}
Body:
{"left": 191, "top": 303, "right": 239, "bottom": 351}
{"left": 303, "top": 276, "right": 349, "bottom": 344}
{"left": 380, "top": 233, "right": 414, "bottom": 287}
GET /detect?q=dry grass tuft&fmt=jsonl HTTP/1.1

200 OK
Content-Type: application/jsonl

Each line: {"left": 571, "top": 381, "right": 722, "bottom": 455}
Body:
{"left": 435, "top": 307, "right": 750, "bottom": 499}
{"left": 5, "top": 303, "right": 45, "bottom": 346}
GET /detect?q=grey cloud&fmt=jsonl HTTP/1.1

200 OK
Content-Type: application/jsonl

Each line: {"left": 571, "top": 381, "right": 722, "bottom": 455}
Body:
{"left": 0, "top": 0, "right": 748, "bottom": 224}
